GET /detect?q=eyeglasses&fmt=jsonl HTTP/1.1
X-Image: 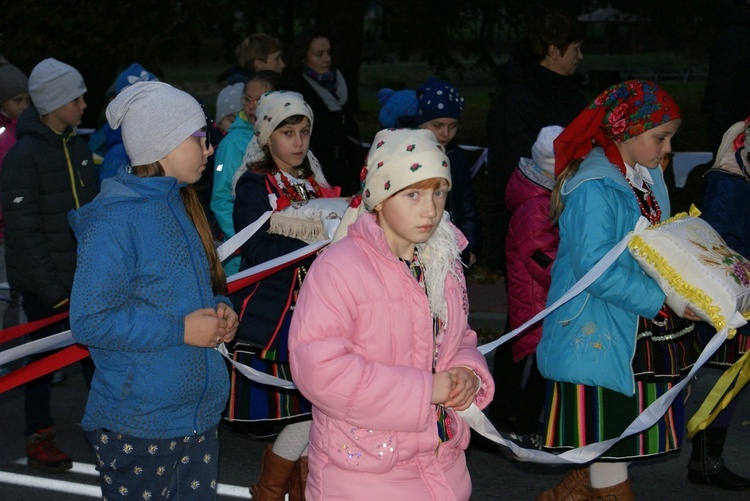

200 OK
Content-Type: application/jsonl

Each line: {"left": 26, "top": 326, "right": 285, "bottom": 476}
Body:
{"left": 191, "top": 129, "right": 210, "bottom": 149}
{"left": 241, "top": 95, "right": 260, "bottom": 106}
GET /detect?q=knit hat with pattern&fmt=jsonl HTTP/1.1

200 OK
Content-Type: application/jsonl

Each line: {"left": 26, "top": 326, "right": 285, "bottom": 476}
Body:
{"left": 416, "top": 77, "right": 464, "bottom": 123}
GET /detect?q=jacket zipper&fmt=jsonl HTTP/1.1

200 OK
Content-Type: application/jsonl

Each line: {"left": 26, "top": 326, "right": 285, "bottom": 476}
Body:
{"left": 63, "top": 136, "right": 82, "bottom": 208}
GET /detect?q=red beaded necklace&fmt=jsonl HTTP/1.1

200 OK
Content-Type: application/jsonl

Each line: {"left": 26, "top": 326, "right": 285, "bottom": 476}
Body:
{"left": 276, "top": 170, "right": 323, "bottom": 202}
{"left": 626, "top": 177, "right": 661, "bottom": 225}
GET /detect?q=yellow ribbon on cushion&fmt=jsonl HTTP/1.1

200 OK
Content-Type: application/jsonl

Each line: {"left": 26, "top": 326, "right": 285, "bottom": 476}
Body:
{"left": 628, "top": 205, "right": 750, "bottom": 337}
{"left": 686, "top": 350, "right": 750, "bottom": 438}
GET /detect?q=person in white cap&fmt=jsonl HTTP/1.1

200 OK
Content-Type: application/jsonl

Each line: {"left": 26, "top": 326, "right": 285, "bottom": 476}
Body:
{"left": 491, "top": 125, "right": 563, "bottom": 452}
{"left": 1, "top": 57, "right": 99, "bottom": 473}
{"left": 215, "top": 82, "right": 244, "bottom": 134}
{"left": 288, "top": 128, "right": 494, "bottom": 500}
{"left": 69, "top": 81, "right": 237, "bottom": 500}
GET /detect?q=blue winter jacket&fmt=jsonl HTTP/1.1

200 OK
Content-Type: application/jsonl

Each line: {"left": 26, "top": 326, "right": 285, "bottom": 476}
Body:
{"left": 211, "top": 112, "right": 254, "bottom": 240}
{"left": 536, "top": 148, "right": 667, "bottom": 396}
{"left": 69, "top": 168, "right": 230, "bottom": 438}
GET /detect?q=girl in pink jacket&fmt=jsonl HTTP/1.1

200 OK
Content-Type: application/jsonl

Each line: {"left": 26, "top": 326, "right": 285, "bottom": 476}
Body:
{"left": 289, "top": 128, "right": 494, "bottom": 500}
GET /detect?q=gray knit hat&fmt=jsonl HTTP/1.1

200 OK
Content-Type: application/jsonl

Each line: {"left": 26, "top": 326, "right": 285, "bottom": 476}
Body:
{"left": 106, "top": 81, "right": 206, "bottom": 166}
{"left": 0, "top": 59, "right": 28, "bottom": 105}
{"left": 28, "top": 58, "right": 86, "bottom": 115}
{"left": 215, "top": 82, "right": 244, "bottom": 124}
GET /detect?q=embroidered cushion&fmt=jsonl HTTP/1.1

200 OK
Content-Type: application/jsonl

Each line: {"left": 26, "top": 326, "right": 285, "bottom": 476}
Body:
{"left": 628, "top": 209, "right": 750, "bottom": 335}
{"left": 269, "top": 197, "right": 350, "bottom": 243}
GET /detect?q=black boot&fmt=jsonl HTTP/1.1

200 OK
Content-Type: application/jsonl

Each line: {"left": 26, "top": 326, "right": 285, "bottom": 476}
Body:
{"left": 688, "top": 428, "right": 750, "bottom": 490}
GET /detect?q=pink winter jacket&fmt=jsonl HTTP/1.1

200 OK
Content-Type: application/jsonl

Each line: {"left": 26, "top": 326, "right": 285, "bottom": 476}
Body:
{"left": 505, "top": 167, "right": 559, "bottom": 362}
{"left": 289, "top": 212, "right": 494, "bottom": 501}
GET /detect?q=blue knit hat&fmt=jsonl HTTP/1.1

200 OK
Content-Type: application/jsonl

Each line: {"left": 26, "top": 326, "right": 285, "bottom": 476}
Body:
{"left": 416, "top": 77, "right": 464, "bottom": 123}
{"left": 115, "top": 63, "right": 159, "bottom": 94}
{"left": 378, "top": 88, "right": 418, "bottom": 128}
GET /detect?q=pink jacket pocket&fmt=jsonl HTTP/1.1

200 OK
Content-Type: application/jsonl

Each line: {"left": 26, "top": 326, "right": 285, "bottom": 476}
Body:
{"left": 326, "top": 422, "right": 399, "bottom": 473}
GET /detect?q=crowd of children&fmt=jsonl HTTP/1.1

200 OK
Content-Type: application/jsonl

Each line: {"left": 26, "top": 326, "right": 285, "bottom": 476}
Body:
{"left": 2, "top": 7, "right": 750, "bottom": 501}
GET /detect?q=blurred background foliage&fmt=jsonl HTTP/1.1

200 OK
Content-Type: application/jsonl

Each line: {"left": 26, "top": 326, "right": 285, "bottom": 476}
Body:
{"left": 0, "top": 0, "right": 721, "bottom": 151}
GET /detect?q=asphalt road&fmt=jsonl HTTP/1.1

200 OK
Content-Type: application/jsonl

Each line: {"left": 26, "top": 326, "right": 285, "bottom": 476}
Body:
{"left": 2, "top": 355, "right": 750, "bottom": 500}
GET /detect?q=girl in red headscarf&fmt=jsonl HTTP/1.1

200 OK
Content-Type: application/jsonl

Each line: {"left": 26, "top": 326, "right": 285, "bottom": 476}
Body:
{"left": 534, "top": 80, "right": 702, "bottom": 500}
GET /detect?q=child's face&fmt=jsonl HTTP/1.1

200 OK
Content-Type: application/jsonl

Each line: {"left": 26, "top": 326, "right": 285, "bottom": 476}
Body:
{"left": 44, "top": 95, "right": 86, "bottom": 131}
{"left": 254, "top": 51, "right": 285, "bottom": 73}
{"left": 218, "top": 113, "right": 236, "bottom": 133}
{"left": 242, "top": 80, "right": 271, "bottom": 124}
{"left": 616, "top": 119, "right": 681, "bottom": 169}
{"left": 268, "top": 117, "right": 311, "bottom": 175}
{"left": 374, "top": 178, "right": 449, "bottom": 260}
{"left": 160, "top": 129, "right": 213, "bottom": 184}
{"left": 420, "top": 118, "right": 458, "bottom": 147}
{"left": 305, "top": 37, "right": 332, "bottom": 74}
{"left": 1, "top": 92, "right": 30, "bottom": 120}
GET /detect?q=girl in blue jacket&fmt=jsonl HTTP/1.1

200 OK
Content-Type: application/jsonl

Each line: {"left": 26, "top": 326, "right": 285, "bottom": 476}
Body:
{"left": 535, "top": 81, "right": 701, "bottom": 500}
{"left": 69, "top": 81, "right": 238, "bottom": 500}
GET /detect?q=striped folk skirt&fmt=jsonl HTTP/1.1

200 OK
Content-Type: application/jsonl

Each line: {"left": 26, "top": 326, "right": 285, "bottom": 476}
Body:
{"left": 543, "top": 311, "right": 699, "bottom": 459}
{"left": 225, "top": 310, "right": 311, "bottom": 422}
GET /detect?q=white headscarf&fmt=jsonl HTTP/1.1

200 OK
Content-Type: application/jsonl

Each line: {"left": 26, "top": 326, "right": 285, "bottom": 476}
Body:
{"left": 233, "top": 91, "right": 329, "bottom": 193}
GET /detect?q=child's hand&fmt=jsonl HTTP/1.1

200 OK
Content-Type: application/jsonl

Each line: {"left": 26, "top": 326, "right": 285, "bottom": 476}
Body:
{"left": 216, "top": 302, "right": 238, "bottom": 344}
{"left": 184, "top": 308, "right": 228, "bottom": 348}
{"left": 431, "top": 371, "right": 455, "bottom": 405}
{"left": 680, "top": 306, "right": 702, "bottom": 322}
{"left": 443, "top": 366, "right": 479, "bottom": 410}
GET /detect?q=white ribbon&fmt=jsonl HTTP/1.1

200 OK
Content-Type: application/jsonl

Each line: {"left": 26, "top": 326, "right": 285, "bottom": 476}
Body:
{"left": 0, "top": 330, "right": 75, "bottom": 366}
{"left": 217, "top": 210, "right": 272, "bottom": 262}
{"left": 479, "top": 217, "right": 650, "bottom": 355}
{"left": 460, "top": 311, "right": 746, "bottom": 464}
{"left": 5, "top": 214, "right": 738, "bottom": 466}
{"left": 215, "top": 342, "right": 296, "bottom": 389}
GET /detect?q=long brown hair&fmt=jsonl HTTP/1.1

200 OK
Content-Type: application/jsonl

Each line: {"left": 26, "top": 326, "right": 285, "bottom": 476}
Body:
{"left": 549, "top": 158, "right": 583, "bottom": 225}
{"left": 131, "top": 162, "right": 227, "bottom": 294}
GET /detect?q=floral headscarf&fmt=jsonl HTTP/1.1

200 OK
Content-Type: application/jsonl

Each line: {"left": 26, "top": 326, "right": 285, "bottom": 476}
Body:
{"left": 554, "top": 80, "right": 681, "bottom": 176}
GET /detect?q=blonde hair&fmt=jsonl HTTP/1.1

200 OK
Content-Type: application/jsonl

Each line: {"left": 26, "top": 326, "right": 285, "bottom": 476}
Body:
{"left": 131, "top": 162, "right": 227, "bottom": 294}
{"left": 549, "top": 158, "right": 582, "bottom": 224}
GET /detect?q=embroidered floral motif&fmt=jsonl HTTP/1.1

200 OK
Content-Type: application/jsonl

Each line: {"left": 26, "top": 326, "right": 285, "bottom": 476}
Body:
{"left": 693, "top": 238, "right": 750, "bottom": 287}
{"left": 410, "top": 163, "right": 422, "bottom": 171}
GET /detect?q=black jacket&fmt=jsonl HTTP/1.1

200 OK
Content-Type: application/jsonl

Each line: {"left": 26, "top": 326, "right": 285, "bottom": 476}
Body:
{"left": 446, "top": 143, "right": 482, "bottom": 262}
{"left": 484, "top": 45, "right": 587, "bottom": 267}
{"left": 288, "top": 75, "right": 365, "bottom": 196}
{"left": 232, "top": 171, "right": 314, "bottom": 348}
{"left": 702, "top": 0, "right": 750, "bottom": 154}
{"left": 1, "top": 106, "right": 99, "bottom": 307}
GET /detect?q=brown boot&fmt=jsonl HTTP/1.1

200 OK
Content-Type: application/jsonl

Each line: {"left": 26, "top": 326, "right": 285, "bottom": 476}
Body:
{"left": 288, "top": 455, "right": 308, "bottom": 501}
{"left": 588, "top": 479, "right": 634, "bottom": 500}
{"left": 249, "top": 445, "right": 296, "bottom": 501}
{"left": 536, "top": 467, "right": 590, "bottom": 500}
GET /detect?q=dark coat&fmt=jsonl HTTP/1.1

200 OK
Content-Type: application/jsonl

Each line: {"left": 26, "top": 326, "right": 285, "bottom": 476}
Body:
{"left": 288, "top": 74, "right": 365, "bottom": 196}
{"left": 232, "top": 171, "right": 312, "bottom": 348}
{"left": 446, "top": 143, "right": 482, "bottom": 262}
{"left": 1, "top": 106, "right": 98, "bottom": 307}
{"left": 484, "top": 46, "right": 586, "bottom": 267}
{"left": 702, "top": 0, "right": 750, "bottom": 155}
